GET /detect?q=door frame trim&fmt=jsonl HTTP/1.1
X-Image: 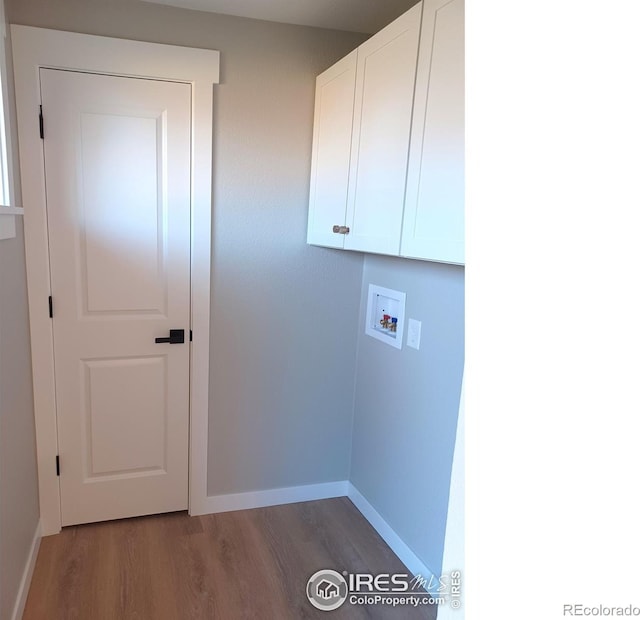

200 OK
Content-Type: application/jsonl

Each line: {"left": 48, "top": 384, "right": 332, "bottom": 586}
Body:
{"left": 11, "top": 26, "right": 219, "bottom": 535}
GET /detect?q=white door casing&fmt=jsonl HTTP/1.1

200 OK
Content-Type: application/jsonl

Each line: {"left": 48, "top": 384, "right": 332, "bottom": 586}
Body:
{"left": 41, "top": 69, "right": 191, "bottom": 525}
{"left": 12, "top": 26, "right": 219, "bottom": 535}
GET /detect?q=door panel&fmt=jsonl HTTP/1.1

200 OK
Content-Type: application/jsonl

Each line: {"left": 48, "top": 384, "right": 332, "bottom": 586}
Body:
{"left": 401, "top": 0, "right": 465, "bottom": 263}
{"left": 344, "top": 3, "right": 421, "bottom": 255}
{"left": 40, "top": 68, "right": 191, "bottom": 526}
{"left": 80, "top": 112, "right": 167, "bottom": 314}
{"left": 306, "top": 50, "right": 357, "bottom": 248}
{"left": 83, "top": 356, "right": 167, "bottom": 477}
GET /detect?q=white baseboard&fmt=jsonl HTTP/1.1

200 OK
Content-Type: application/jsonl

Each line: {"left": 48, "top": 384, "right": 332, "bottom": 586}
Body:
{"left": 11, "top": 519, "right": 42, "bottom": 620}
{"left": 347, "top": 483, "right": 438, "bottom": 591}
{"left": 200, "top": 480, "right": 349, "bottom": 514}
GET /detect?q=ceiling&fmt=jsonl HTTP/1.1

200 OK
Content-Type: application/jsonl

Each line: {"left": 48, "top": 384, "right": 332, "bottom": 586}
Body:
{"left": 140, "top": 0, "right": 419, "bottom": 34}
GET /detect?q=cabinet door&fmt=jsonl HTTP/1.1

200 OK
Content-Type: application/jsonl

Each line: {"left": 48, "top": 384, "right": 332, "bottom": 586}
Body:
{"left": 401, "top": 0, "right": 464, "bottom": 264}
{"left": 307, "top": 50, "right": 357, "bottom": 248}
{"left": 344, "top": 3, "right": 422, "bottom": 255}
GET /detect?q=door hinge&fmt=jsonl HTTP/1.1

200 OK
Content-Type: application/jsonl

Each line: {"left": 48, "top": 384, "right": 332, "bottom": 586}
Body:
{"left": 39, "top": 105, "right": 44, "bottom": 139}
{"left": 48, "top": 295, "right": 53, "bottom": 318}
{"left": 56, "top": 455, "right": 60, "bottom": 476}
{"left": 190, "top": 330, "right": 193, "bottom": 342}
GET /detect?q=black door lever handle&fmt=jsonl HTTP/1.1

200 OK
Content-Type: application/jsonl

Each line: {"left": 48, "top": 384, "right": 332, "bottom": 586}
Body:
{"left": 155, "top": 329, "right": 185, "bottom": 344}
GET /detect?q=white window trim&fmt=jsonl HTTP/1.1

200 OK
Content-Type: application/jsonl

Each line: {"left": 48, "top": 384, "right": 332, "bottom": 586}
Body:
{"left": 0, "top": 206, "right": 22, "bottom": 215}
{"left": 0, "top": 1, "right": 22, "bottom": 240}
{"left": 11, "top": 25, "right": 219, "bottom": 535}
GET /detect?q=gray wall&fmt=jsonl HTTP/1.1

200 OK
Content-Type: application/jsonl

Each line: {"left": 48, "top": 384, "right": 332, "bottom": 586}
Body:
{"left": 350, "top": 255, "right": 464, "bottom": 576}
{"left": 0, "top": 11, "right": 40, "bottom": 617}
{"left": 7, "top": 0, "right": 367, "bottom": 496}
{"left": 201, "top": 15, "right": 366, "bottom": 494}
{"left": 0, "top": 222, "right": 40, "bottom": 620}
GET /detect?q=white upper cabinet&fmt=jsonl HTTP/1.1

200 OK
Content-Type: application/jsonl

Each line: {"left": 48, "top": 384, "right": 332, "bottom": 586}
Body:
{"left": 307, "top": 50, "right": 357, "bottom": 248}
{"left": 401, "top": 0, "right": 465, "bottom": 264}
{"left": 344, "top": 3, "right": 422, "bottom": 255}
{"left": 306, "top": 0, "right": 464, "bottom": 264}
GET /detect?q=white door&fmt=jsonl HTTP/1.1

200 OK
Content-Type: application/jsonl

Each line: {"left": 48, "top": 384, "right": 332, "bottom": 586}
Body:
{"left": 306, "top": 50, "right": 357, "bottom": 249}
{"left": 40, "top": 69, "right": 191, "bottom": 526}
{"left": 344, "top": 3, "right": 422, "bottom": 255}
{"left": 401, "top": 0, "right": 465, "bottom": 264}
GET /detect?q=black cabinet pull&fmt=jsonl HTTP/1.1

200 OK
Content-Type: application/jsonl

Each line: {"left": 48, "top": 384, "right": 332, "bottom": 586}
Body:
{"left": 155, "top": 329, "right": 185, "bottom": 344}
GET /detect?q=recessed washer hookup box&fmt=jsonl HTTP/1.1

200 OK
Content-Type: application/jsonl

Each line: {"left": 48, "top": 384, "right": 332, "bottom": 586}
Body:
{"left": 365, "top": 284, "right": 406, "bottom": 350}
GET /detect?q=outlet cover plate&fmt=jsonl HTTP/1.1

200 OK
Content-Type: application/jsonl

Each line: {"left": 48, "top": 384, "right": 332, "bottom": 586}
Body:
{"left": 407, "top": 318, "right": 422, "bottom": 350}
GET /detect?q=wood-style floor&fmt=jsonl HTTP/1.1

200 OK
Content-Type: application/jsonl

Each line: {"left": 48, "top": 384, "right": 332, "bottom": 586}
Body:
{"left": 23, "top": 497, "right": 437, "bottom": 619}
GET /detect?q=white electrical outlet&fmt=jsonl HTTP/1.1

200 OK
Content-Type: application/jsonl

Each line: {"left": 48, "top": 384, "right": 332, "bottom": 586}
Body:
{"left": 407, "top": 318, "right": 422, "bottom": 350}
